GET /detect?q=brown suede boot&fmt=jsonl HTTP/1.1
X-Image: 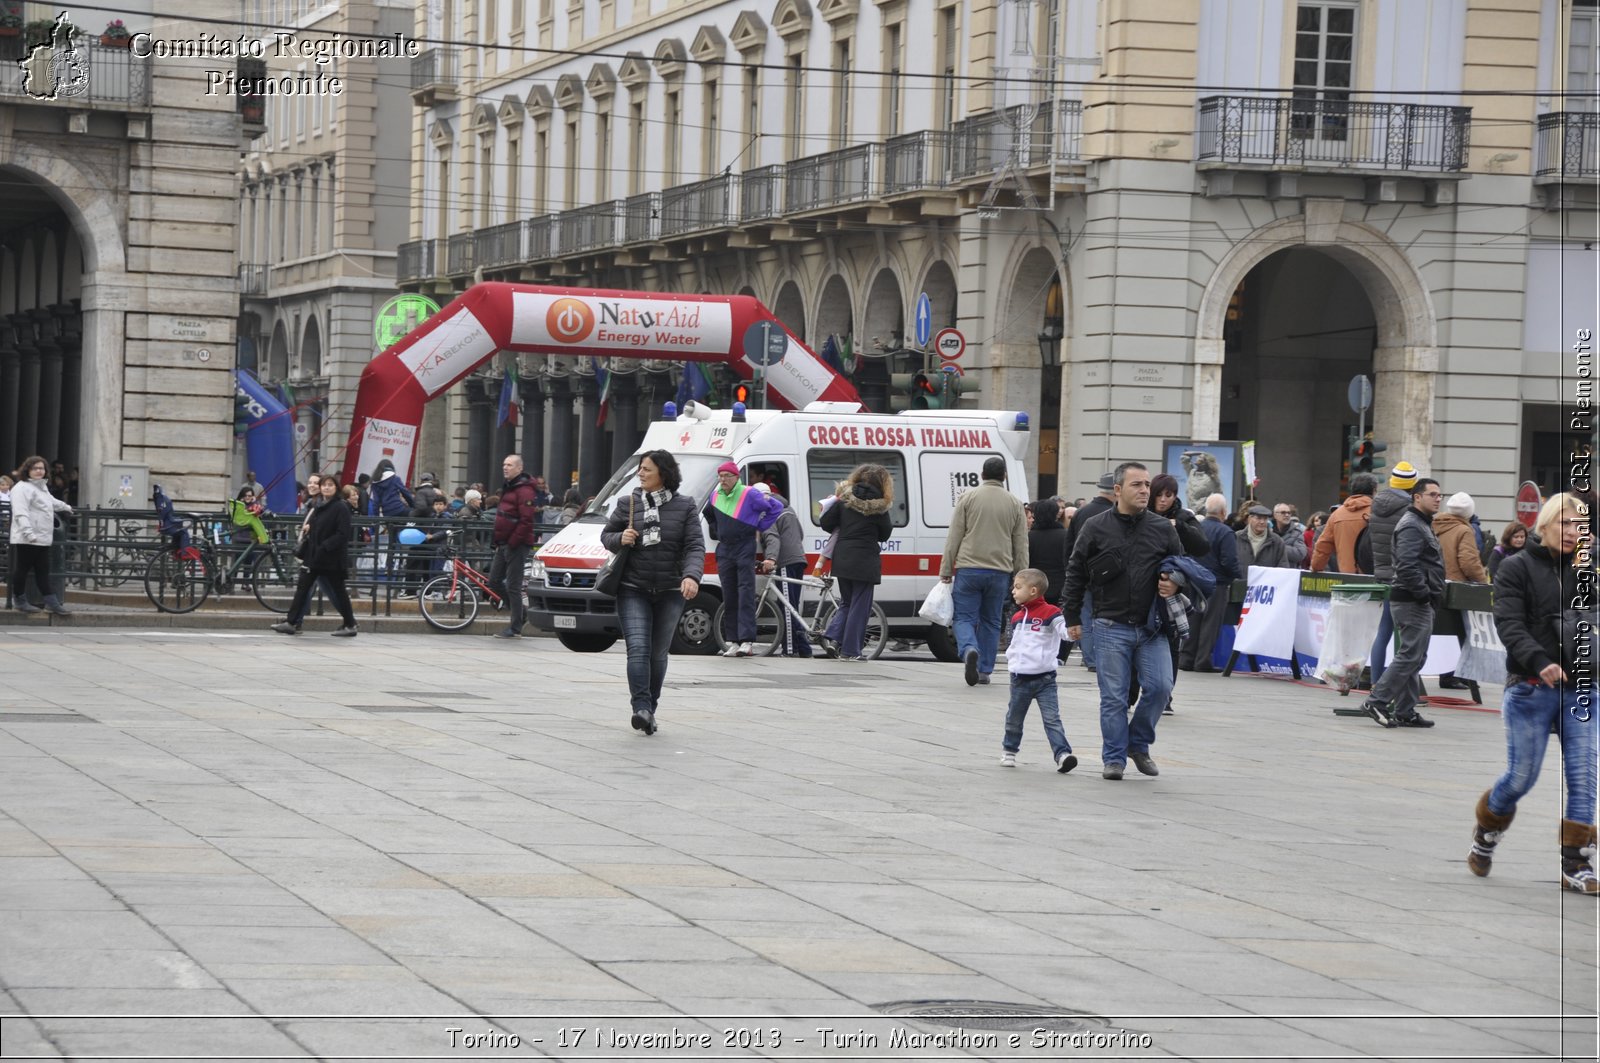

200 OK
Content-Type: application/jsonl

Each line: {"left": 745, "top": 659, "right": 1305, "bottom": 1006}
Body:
{"left": 1560, "top": 820, "right": 1598, "bottom": 894}
{"left": 1467, "top": 792, "right": 1514, "bottom": 877}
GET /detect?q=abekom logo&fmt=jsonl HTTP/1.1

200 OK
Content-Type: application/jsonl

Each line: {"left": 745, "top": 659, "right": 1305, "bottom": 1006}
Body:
{"left": 547, "top": 298, "right": 595, "bottom": 344}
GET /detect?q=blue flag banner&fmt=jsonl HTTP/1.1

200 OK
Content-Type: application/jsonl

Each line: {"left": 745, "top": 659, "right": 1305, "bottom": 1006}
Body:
{"left": 235, "top": 369, "right": 298, "bottom": 514}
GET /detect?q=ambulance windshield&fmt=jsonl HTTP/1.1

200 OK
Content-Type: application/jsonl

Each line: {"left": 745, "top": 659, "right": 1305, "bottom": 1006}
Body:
{"left": 580, "top": 453, "right": 725, "bottom": 520}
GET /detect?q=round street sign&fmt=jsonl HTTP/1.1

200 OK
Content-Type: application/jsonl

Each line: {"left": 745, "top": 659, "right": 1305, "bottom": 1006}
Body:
{"left": 1515, "top": 481, "right": 1543, "bottom": 529}
{"left": 934, "top": 327, "right": 966, "bottom": 362}
{"left": 741, "top": 320, "right": 787, "bottom": 367}
{"left": 1347, "top": 374, "right": 1373, "bottom": 414}
{"left": 374, "top": 293, "right": 441, "bottom": 350}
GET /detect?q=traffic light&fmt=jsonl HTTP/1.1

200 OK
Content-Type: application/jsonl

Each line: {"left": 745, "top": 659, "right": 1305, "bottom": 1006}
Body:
{"left": 938, "top": 368, "right": 980, "bottom": 409}
{"left": 889, "top": 371, "right": 938, "bottom": 411}
{"left": 732, "top": 382, "right": 751, "bottom": 406}
{"left": 1354, "top": 435, "right": 1388, "bottom": 474}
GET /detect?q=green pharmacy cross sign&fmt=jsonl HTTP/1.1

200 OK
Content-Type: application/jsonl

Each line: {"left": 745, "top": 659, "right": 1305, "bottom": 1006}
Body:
{"left": 373, "top": 294, "right": 441, "bottom": 350}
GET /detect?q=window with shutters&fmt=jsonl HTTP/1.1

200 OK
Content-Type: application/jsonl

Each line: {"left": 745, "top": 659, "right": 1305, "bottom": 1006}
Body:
{"left": 1291, "top": 3, "right": 1356, "bottom": 140}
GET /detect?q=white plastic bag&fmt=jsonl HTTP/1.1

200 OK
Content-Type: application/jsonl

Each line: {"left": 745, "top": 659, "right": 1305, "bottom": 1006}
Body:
{"left": 919, "top": 581, "right": 955, "bottom": 627}
{"left": 1316, "top": 587, "right": 1386, "bottom": 693}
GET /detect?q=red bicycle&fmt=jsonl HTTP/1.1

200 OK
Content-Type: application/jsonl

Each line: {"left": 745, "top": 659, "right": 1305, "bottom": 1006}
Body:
{"left": 417, "top": 531, "right": 504, "bottom": 631}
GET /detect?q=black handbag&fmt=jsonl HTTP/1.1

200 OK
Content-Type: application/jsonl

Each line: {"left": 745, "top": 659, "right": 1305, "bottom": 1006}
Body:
{"left": 595, "top": 493, "right": 634, "bottom": 597}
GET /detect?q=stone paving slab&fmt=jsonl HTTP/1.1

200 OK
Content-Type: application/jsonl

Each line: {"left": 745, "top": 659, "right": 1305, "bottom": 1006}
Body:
{"left": 0, "top": 626, "right": 1595, "bottom": 1059}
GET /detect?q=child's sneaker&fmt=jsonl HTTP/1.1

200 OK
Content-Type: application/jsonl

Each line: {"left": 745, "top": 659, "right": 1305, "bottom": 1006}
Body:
{"left": 1056, "top": 752, "right": 1078, "bottom": 774}
{"left": 999, "top": 751, "right": 1016, "bottom": 768}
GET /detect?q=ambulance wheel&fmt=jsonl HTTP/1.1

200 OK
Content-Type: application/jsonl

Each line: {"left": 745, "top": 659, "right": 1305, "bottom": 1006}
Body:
{"left": 557, "top": 632, "right": 617, "bottom": 653}
{"left": 925, "top": 625, "right": 962, "bottom": 663}
{"left": 672, "top": 590, "right": 720, "bottom": 655}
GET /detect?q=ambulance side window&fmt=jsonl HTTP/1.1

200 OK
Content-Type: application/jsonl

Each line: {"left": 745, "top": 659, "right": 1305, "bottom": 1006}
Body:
{"left": 806, "top": 449, "right": 910, "bottom": 528}
{"left": 745, "top": 462, "right": 790, "bottom": 501}
{"left": 920, "top": 451, "right": 1006, "bottom": 528}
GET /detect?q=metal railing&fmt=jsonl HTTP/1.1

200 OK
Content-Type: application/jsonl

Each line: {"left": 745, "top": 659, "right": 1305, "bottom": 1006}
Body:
{"left": 410, "top": 47, "right": 458, "bottom": 91}
{"left": 659, "top": 174, "right": 736, "bottom": 237}
{"left": 786, "top": 144, "right": 879, "bottom": 214}
{"left": 621, "top": 192, "right": 659, "bottom": 244}
{"left": 1196, "top": 95, "right": 1471, "bottom": 172}
{"left": 739, "top": 164, "right": 785, "bottom": 222}
{"left": 474, "top": 221, "right": 523, "bottom": 269}
{"left": 524, "top": 215, "right": 556, "bottom": 260}
{"left": 238, "top": 263, "right": 268, "bottom": 296}
{"left": 559, "top": 200, "right": 620, "bottom": 254}
{"left": 397, "top": 238, "right": 440, "bottom": 282}
{"left": 0, "top": 35, "right": 152, "bottom": 107}
{"left": 446, "top": 232, "right": 475, "bottom": 275}
{"left": 883, "top": 130, "right": 951, "bottom": 193}
{"left": 1535, "top": 111, "right": 1600, "bottom": 179}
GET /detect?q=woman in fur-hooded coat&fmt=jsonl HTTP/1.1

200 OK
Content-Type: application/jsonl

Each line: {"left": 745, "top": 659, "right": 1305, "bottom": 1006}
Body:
{"left": 819, "top": 464, "right": 894, "bottom": 659}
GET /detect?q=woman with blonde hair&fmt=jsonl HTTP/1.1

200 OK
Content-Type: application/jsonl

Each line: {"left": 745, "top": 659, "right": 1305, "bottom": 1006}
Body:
{"left": 819, "top": 463, "right": 894, "bottom": 660}
{"left": 1468, "top": 492, "right": 1597, "bottom": 892}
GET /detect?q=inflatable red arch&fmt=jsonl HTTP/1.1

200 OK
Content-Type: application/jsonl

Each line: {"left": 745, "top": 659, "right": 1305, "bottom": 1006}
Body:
{"left": 342, "top": 283, "right": 862, "bottom": 484}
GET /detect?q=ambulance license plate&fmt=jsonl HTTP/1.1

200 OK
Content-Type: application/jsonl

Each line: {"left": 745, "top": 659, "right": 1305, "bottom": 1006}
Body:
{"left": 553, "top": 615, "right": 577, "bottom": 629}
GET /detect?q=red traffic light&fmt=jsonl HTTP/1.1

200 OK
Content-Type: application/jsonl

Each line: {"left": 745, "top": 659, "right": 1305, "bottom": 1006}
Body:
{"left": 733, "top": 383, "right": 751, "bottom": 404}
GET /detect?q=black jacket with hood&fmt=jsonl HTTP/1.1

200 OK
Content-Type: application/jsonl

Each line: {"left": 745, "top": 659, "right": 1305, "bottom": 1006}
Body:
{"left": 820, "top": 481, "right": 894, "bottom": 585}
{"left": 1493, "top": 541, "right": 1598, "bottom": 681}
{"left": 1389, "top": 506, "right": 1446, "bottom": 606}
{"left": 1063, "top": 506, "right": 1183, "bottom": 626}
{"left": 1368, "top": 487, "right": 1412, "bottom": 583}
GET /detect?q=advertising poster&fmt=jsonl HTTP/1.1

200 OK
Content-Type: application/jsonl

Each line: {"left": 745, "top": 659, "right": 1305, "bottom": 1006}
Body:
{"left": 1162, "top": 440, "right": 1243, "bottom": 513}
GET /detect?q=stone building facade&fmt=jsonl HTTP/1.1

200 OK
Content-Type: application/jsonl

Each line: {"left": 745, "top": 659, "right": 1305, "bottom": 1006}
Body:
{"left": 0, "top": 3, "right": 245, "bottom": 506}
{"left": 397, "top": 0, "right": 1596, "bottom": 522}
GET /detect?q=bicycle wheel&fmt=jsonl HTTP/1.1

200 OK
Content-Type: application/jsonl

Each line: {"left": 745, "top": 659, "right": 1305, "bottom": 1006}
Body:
{"left": 419, "top": 574, "right": 479, "bottom": 631}
{"left": 812, "top": 598, "right": 889, "bottom": 660}
{"left": 249, "top": 549, "right": 298, "bottom": 614}
{"left": 144, "top": 549, "right": 211, "bottom": 614}
{"left": 712, "top": 591, "right": 784, "bottom": 656}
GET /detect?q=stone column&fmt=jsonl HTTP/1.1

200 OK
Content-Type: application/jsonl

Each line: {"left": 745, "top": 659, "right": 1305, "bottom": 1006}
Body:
{"left": 1372, "top": 345, "right": 1438, "bottom": 474}
{"left": 53, "top": 303, "right": 82, "bottom": 472}
{"left": 518, "top": 372, "right": 546, "bottom": 477}
{"left": 0, "top": 321, "right": 18, "bottom": 471}
{"left": 575, "top": 374, "right": 605, "bottom": 499}
{"left": 545, "top": 376, "right": 574, "bottom": 494}
{"left": 464, "top": 375, "right": 495, "bottom": 489}
{"left": 609, "top": 373, "right": 642, "bottom": 469}
{"left": 13, "top": 314, "right": 40, "bottom": 457}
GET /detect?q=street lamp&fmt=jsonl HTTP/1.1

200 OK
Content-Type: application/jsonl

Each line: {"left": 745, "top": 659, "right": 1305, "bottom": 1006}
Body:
{"left": 1037, "top": 321, "right": 1063, "bottom": 367}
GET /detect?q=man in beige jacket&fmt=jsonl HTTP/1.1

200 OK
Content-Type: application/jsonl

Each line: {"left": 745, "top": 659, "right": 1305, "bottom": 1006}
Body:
{"left": 940, "top": 456, "right": 1030, "bottom": 686}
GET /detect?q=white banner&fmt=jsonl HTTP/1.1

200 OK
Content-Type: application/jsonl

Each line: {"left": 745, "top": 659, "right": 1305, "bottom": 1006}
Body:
{"left": 397, "top": 306, "right": 498, "bottom": 396}
{"left": 511, "top": 292, "right": 734, "bottom": 356}
{"left": 355, "top": 417, "right": 417, "bottom": 479}
{"left": 1454, "top": 609, "right": 1506, "bottom": 684}
{"left": 1233, "top": 566, "right": 1301, "bottom": 658}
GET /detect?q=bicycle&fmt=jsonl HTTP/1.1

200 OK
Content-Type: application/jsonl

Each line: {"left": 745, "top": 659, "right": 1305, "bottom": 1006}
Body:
{"left": 417, "top": 531, "right": 505, "bottom": 632}
{"left": 143, "top": 512, "right": 299, "bottom": 614}
{"left": 84, "top": 496, "right": 145, "bottom": 589}
{"left": 713, "top": 570, "right": 888, "bottom": 660}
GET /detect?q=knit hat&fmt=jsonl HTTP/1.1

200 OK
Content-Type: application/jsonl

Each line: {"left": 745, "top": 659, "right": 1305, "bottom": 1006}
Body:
{"left": 464, "top": 489, "right": 482, "bottom": 503}
{"left": 1389, "top": 462, "right": 1419, "bottom": 490}
{"left": 1445, "top": 491, "right": 1474, "bottom": 518}
{"left": 717, "top": 461, "right": 739, "bottom": 476}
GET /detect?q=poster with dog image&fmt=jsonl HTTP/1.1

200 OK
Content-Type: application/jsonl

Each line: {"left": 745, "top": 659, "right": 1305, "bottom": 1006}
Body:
{"left": 1162, "top": 440, "right": 1243, "bottom": 514}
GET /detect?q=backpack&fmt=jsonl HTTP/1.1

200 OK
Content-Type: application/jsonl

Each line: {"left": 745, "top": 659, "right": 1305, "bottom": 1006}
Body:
{"left": 1354, "top": 523, "right": 1374, "bottom": 576}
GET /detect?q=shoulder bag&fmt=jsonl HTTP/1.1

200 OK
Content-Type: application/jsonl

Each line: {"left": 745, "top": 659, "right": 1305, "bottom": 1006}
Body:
{"left": 594, "top": 492, "right": 634, "bottom": 597}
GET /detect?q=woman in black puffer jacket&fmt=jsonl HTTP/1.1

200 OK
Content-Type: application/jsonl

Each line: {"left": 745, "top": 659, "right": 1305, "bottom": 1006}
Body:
{"left": 1028, "top": 500, "right": 1070, "bottom": 606}
{"left": 273, "top": 474, "right": 357, "bottom": 636}
{"left": 1467, "top": 492, "right": 1598, "bottom": 893}
{"left": 819, "top": 464, "right": 894, "bottom": 661}
{"left": 601, "top": 450, "right": 705, "bottom": 736}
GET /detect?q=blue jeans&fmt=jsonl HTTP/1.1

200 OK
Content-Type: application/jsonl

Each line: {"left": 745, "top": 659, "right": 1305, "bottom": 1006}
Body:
{"left": 1005, "top": 673, "right": 1072, "bottom": 760}
{"left": 616, "top": 588, "right": 687, "bottom": 717}
{"left": 953, "top": 568, "right": 1011, "bottom": 675}
{"left": 1091, "top": 618, "right": 1173, "bottom": 766}
{"left": 1078, "top": 591, "right": 1096, "bottom": 669}
{"left": 1370, "top": 598, "right": 1394, "bottom": 688}
{"left": 1489, "top": 681, "right": 1598, "bottom": 824}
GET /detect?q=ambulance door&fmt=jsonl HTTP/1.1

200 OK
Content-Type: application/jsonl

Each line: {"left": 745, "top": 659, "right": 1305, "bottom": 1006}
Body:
{"left": 802, "top": 446, "right": 915, "bottom": 628}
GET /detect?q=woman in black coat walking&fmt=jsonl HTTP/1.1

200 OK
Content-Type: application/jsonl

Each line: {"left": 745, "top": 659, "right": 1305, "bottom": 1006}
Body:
{"left": 819, "top": 464, "right": 894, "bottom": 661}
{"left": 600, "top": 450, "right": 705, "bottom": 735}
{"left": 272, "top": 474, "right": 357, "bottom": 636}
{"left": 1028, "top": 500, "right": 1071, "bottom": 606}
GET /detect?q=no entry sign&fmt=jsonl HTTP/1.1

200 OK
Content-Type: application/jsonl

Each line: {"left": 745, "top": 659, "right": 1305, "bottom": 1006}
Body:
{"left": 1515, "top": 481, "right": 1543, "bottom": 528}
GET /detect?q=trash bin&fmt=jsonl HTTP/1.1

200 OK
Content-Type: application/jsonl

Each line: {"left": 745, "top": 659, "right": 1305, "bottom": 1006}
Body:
{"left": 1317, "top": 582, "right": 1388, "bottom": 696}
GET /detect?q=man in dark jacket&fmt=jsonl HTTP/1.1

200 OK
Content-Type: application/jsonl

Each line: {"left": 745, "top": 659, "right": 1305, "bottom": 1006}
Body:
{"left": 1367, "top": 461, "right": 1420, "bottom": 688}
{"left": 1061, "top": 472, "right": 1116, "bottom": 671}
{"left": 759, "top": 484, "right": 813, "bottom": 657}
{"left": 1235, "top": 505, "right": 1297, "bottom": 570}
{"left": 488, "top": 454, "right": 540, "bottom": 638}
{"left": 1181, "top": 493, "right": 1243, "bottom": 672}
{"left": 1360, "top": 478, "right": 1444, "bottom": 728}
{"left": 1063, "top": 461, "right": 1184, "bottom": 780}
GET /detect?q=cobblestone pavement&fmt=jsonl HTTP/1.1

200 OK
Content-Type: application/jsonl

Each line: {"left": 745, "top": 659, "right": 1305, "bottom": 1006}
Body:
{"left": 0, "top": 627, "right": 1595, "bottom": 1060}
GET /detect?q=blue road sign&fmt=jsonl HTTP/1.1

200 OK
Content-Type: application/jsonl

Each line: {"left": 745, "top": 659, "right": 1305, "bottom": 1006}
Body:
{"left": 742, "top": 320, "right": 788, "bottom": 367}
{"left": 914, "top": 292, "right": 932, "bottom": 347}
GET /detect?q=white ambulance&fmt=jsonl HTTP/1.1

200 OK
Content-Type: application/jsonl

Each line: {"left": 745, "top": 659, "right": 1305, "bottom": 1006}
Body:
{"left": 526, "top": 402, "right": 1034, "bottom": 657}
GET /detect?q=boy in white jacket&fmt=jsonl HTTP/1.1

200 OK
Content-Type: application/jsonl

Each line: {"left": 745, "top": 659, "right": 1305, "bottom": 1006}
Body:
{"left": 1001, "top": 568, "right": 1076, "bottom": 772}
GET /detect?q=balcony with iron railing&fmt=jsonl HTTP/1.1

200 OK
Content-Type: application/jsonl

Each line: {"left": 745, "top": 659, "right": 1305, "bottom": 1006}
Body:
{"left": 408, "top": 103, "right": 1090, "bottom": 284}
{"left": 0, "top": 35, "right": 151, "bottom": 108}
{"left": 397, "top": 238, "right": 442, "bottom": 282}
{"left": 410, "top": 47, "right": 458, "bottom": 105}
{"left": 1535, "top": 111, "right": 1600, "bottom": 183}
{"left": 1196, "top": 96, "right": 1471, "bottom": 172}
{"left": 238, "top": 263, "right": 269, "bottom": 297}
